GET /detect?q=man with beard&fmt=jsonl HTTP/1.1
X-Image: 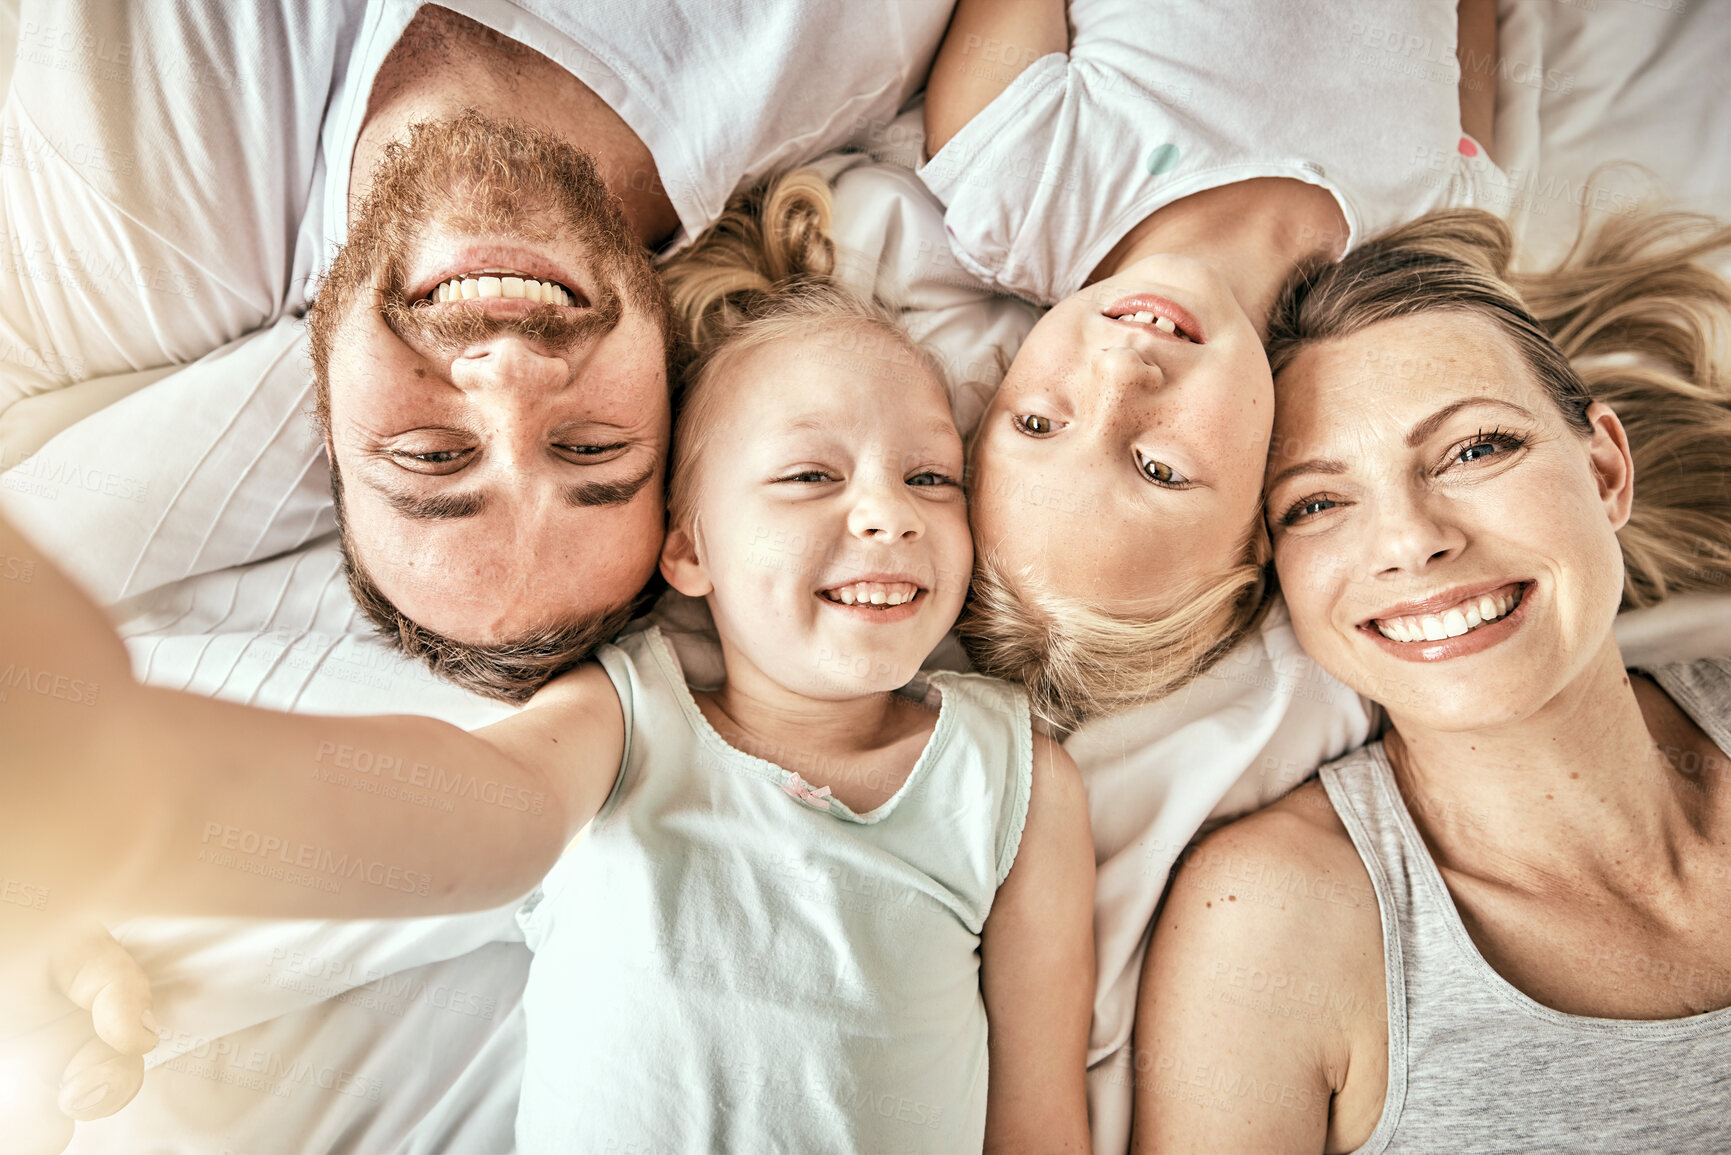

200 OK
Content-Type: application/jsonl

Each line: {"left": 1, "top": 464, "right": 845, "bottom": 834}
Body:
{"left": 0, "top": 1, "right": 951, "bottom": 692}
{"left": 0, "top": 3, "right": 952, "bottom": 1145}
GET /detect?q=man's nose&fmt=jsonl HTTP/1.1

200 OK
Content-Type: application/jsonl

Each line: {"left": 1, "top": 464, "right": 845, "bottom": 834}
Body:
{"left": 448, "top": 333, "right": 573, "bottom": 396}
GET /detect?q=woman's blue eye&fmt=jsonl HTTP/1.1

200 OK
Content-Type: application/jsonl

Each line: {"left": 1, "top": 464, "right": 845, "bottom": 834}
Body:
{"left": 1280, "top": 496, "right": 1340, "bottom": 524}
{"left": 907, "top": 472, "right": 956, "bottom": 487}
{"left": 1451, "top": 428, "right": 1526, "bottom": 467}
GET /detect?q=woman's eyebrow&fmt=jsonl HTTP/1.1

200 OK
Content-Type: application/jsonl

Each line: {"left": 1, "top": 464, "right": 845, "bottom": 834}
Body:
{"left": 1402, "top": 396, "right": 1535, "bottom": 448}
{"left": 1266, "top": 396, "right": 1540, "bottom": 493}
{"left": 1266, "top": 456, "right": 1347, "bottom": 494}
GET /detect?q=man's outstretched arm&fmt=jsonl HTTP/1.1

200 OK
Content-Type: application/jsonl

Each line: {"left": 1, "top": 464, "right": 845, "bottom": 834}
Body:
{"left": 0, "top": 510, "right": 617, "bottom": 928}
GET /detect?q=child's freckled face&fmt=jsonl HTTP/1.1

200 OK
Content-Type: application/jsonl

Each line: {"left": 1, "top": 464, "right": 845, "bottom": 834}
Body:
{"left": 968, "top": 254, "right": 1273, "bottom": 610}
{"left": 672, "top": 330, "right": 973, "bottom": 698}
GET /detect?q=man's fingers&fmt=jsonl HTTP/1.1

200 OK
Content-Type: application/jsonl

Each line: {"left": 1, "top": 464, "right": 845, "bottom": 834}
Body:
{"left": 50, "top": 928, "right": 157, "bottom": 1056}
{"left": 0, "top": 1038, "right": 76, "bottom": 1155}
{"left": 56, "top": 1036, "right": 144, "bottom": 1122}
{"left": 87, "top": 981, "right": 157, "bottom": 1057}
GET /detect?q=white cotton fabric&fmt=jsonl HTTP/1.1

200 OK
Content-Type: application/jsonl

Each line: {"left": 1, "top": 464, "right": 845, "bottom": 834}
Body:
{"left": 0, "top": 0, "right": 361, "bottom": 409}
{"left": 919, "top": 0, "right": 1509, "bottom": 305}
{"left": 318, "top": 0, "right": 949, "bottom": 259}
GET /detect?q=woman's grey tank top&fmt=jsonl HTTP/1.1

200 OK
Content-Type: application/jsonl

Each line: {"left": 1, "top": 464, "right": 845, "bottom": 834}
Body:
{"left": 1319, "top": 657, "right": 1731, "bottom": 1154}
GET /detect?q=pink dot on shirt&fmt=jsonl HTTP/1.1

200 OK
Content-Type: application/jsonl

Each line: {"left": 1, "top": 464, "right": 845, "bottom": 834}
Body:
{"left": 1458, "top": 136, "right": 1479, "bottom": 158}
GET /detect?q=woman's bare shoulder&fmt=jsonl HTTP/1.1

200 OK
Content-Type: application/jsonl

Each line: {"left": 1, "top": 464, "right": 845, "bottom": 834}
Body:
{"left": 1161, "top": 780, "right": 1377, "bottom": 946}
{"left": 1133, "top": 780, "right": 1388, "bottom": 1152}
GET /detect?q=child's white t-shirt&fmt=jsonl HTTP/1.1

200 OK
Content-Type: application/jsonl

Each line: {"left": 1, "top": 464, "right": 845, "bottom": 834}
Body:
{"left": 919, "top": 0, "right": 1509, "bottom": 305}
{"left": 514, "top": 625, "right": 1034, "bottom": 1154}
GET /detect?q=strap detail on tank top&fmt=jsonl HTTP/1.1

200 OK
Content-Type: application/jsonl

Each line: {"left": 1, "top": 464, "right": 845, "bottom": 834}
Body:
{"left": 1319, "top": 747, "right": 1411, "bottom": 1154}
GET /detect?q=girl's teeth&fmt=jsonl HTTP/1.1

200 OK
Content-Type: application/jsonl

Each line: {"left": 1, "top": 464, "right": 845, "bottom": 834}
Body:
{"left": 824, "top": 582, "right": 918, "bottom": 607}
{"left": 1119, "top": 311, "right": 1180, "bottom": 335}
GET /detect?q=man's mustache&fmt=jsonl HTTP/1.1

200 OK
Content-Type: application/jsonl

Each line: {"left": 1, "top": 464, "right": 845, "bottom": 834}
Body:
{"left": 380, "top": 281, "right": 623, "bottom": 355}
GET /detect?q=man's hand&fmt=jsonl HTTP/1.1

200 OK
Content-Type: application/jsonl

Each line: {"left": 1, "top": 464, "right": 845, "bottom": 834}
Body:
{"left": 1, "top": 923, "right": 158, "bottom": 1155}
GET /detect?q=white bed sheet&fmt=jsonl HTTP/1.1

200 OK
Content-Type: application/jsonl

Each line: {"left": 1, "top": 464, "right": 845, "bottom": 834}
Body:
{"left": 0, "top": 4, "right": 1724, "bottom": 1151}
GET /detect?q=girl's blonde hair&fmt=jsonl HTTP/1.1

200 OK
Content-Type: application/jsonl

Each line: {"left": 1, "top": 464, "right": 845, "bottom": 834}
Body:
{"left": 958, "top": 539, "right": 1271, "bottom": 734}
{"left": 1265, "top": 207, "right": 1731, "bottom": 611}
{"left": 658, "top": 170, "right": 949, "bottom": 532}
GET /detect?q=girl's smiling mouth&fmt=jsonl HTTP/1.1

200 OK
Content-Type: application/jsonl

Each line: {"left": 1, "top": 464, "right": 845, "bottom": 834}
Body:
{"left": 816, "top": 576, "right": 927, "bottom": 622}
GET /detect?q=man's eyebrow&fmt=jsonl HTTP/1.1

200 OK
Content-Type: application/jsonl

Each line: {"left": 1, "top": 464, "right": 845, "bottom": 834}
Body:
{"left": 368, "top": 480, "right": 487, "bottom": 521}
{"left": 562, "top": 461, "right": 658, "bottom": 508}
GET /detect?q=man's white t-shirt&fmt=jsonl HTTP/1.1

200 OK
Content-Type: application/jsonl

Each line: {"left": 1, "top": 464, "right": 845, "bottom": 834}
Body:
{"left": 919, "top": 0, "right": 1509, "bottom": 305}
{"left": 0, "top": 0, "right": 950, "bottom": 408}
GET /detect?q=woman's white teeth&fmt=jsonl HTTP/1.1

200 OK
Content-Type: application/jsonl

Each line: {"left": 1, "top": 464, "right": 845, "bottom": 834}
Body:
{"left": 432, "top": 272, "right": 573, "bottom": 305}
{"left": 824, "top": 582, "right": 917, "bottom": 607}
{"left": 1374, "top": 589, "right": 1519, "bottom": 643}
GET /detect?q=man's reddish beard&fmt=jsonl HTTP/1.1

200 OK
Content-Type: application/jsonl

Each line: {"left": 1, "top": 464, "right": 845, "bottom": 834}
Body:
{"left": 306, "top": 107, "right": 671, "bottom": 435}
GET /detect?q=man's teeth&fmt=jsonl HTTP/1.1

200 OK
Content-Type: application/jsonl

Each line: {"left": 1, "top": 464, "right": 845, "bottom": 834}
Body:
{"left": 1123, "top": 311, "right": 1178, "bottom": 334}
{"left": 431, "top": 270, "right": 573, "bottom": 305}
{"left": 822, "top": 582, "right": 918, "bottom": 607}
{"left": 1374, "top": 589, "right": 1520, "bottom": 643}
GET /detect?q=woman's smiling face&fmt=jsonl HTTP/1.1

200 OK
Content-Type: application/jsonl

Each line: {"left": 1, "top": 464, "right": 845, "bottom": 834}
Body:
{"left": 1265, "top": 310, "right": 1635, "bottom": 730}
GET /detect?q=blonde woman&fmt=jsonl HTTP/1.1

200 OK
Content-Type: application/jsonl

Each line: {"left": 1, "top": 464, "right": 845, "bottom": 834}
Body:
{"left": 1136, "top": 209, "right": 1731, "bottom": 1152}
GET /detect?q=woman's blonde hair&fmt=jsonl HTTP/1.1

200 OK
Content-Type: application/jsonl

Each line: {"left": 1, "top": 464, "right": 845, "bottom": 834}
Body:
{"left": 1265, "top": 207, "right": 1731, "bottom": 610}
{"left": 657, "top": 170, "right": 949, "bottom": 533}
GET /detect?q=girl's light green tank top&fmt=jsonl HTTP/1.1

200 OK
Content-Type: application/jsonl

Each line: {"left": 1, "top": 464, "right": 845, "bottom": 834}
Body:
{"left": 515, "top": 625, "right": 1033, "bottom": 1153}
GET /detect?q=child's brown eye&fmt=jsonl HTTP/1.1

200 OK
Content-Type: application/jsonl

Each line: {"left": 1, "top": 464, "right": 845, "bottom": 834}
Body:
{"left": 1135, "top": 451, "right": 1190, "bottom": 487}
{"left": 1015, "top": 414, "right": 1058, "bottom": 436}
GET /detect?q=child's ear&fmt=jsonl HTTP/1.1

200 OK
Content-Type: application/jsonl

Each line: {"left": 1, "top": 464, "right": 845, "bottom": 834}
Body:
{"left": 660, "top": 520, "right": 714, "bottom": 597}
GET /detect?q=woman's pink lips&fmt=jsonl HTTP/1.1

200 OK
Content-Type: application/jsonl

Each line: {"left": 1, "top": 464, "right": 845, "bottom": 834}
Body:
{"left": 1357, "top": 581, "right": 1534, "bottom": 663}
{"left": 1101, "top": 293, "right": 1206, "bottom": 343}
